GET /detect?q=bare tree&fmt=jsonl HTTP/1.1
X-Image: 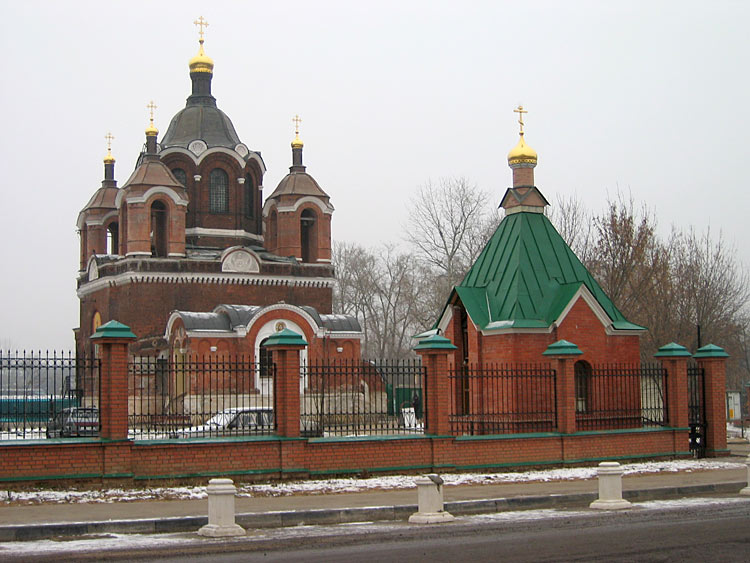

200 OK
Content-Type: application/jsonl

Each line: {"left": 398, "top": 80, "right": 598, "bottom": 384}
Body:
{"left": 333, "top": 242, "right": 421, "bottom": 358}
{"left": 546, "top": 193, "right": 596, "bottom": 265}
{"left": 405, "top": 177, "right": 499, "bottom": 327}
{"left": 406, "top": 177, "right": 497, "bottom": 287}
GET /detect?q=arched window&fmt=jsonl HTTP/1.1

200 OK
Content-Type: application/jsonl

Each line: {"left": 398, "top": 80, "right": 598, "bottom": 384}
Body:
{"left": 259, "top": 338, "right": 273, "bottom": 378}
{"left": 300, "top": 208, "right": 317, "bottom": 263}
{"left": 245, "top": 174, "right": 254, "bottom": 218}
{"left": 172, "top": 168, "right": 187, "bottom": 187}
{"left": 150, "top": 200, "right": 168, "bottom": 257}
{"left": 106, "top": 222, "right": 119, "bottom": 255}
{"left": 209, "top": 168, "right": 229, "bottom": 213}
{"left": 574, "top": 360, "right": 592, "bottom": 413}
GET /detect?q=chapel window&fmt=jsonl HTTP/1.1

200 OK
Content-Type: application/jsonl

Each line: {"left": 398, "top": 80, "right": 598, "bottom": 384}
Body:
{"left": 172, "top": 168, "right": 187, "bottom": 187}
{"left": 209, "top": 168, "right": 229, "bottom": 213}
{"left": 245, "top": 174, "right": 254, "bottom": 218}
{"left": 300, "top": 209, "right": 317, "bottom": 263}
{"left": 150, "top": 200, "right": 168, "bottom": 257}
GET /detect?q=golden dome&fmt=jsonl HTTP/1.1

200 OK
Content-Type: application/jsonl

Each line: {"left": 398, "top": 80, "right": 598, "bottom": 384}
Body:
{"left": 145, "top": 123, "right": 159, "bottom": 136}
{"left": 103, "top": 149, "right": 116, "bottom": 164}
{"left": 291, "top": 134, "right": 304, "bottom": 149}
{"left": 189, "top": 39, "right": 214, "bottom": 74}
{"left": 507, "top": 132, "right": 537, "bottom": 166}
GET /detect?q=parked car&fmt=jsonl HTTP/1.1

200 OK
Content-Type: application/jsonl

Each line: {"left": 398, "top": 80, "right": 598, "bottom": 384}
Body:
{"left": 170, "top": 406, "right": 321, "bottom": 438}
{"left": 170, "top": 407, "right": 274, "bottom": 438}
{"left": 46, "top": 407, "right": 99, "bottom": 438}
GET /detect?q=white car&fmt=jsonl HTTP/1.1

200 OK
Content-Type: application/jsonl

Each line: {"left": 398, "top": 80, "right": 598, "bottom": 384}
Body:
{"left": 171, "top": 407, "right": 274, "bottom": 438}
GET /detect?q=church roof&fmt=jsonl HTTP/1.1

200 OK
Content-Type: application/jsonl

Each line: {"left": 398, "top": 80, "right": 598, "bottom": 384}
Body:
{"left": 449, "top": 211, "right": 643, "bottom": 332}
{"left": 267, "top": 171, "right": 330, "bottom": 200}
{"left": 121, "top": 159, "right": 185, "bottom": 190}
{"left": 160, "top": 104, "right": 242, "bottom": 150}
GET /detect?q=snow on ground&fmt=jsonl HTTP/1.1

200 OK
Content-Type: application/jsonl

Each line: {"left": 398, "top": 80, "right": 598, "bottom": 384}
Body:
{"left": 1, "top": 459, "right": 744, "bottom": 506}
{"left": 2, "top": 497, "right": 750, "bottom": 558}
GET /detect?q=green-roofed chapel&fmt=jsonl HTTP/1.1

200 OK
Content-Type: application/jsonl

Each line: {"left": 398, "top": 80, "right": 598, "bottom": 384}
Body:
{"left": 434, "top": 107, "right": 645, "bottom": 368}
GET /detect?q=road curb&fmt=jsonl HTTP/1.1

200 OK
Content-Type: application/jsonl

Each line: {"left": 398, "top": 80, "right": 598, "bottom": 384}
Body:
{"left": 0, "top": 481, "right": 744, "bottom": 542}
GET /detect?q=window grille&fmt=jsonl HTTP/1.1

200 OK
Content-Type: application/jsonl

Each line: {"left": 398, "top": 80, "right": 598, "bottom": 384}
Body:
{"left": 209, "top": 168, "right": 229, "bottom": 213}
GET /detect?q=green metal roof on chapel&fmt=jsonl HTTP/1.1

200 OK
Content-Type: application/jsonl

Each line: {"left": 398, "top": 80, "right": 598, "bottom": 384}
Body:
{"left": 448, "top": 211, "right": 644, "bottom": 332}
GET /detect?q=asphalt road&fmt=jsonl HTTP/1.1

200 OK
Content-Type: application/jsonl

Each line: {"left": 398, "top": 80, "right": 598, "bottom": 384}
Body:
{"left": 4, "top": 498, "right": 750, "bottom": 562}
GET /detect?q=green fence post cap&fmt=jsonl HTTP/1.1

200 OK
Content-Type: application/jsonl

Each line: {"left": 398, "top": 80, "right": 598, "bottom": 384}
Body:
{"left": 91, "top": 320, "right": 136, "bottom": 340}
{"left": 413, "top": 333, "right": 457, "bottom": 351}
{"left": 263, "top": 328, "right": 308, "bottom": 347}
{"left": 654, "top": 342, "right": 691, "bottom": 357}
{"left": 694, "top": 344, "right": 729, "bottom": 358}
{"left": 542, "top": 339, "right": 583, "bottom": 356}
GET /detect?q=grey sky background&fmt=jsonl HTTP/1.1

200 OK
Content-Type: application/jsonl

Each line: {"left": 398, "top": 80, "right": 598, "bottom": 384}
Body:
{"left": 1, "top": 0, "right": 747, "bottom": 351}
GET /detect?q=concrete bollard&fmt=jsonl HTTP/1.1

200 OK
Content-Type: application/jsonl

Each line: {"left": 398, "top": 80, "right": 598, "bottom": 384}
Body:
{"left": 739, "top": 455, "right": 750, "bottom": 496}
{"left": 197, "top": 478, "right": 246, "bottom": 537}
{"left": 408, "top": 474, "right": 455, "bottom": 523}
{"left": 589, "top": 462, "right": 632, "bottom": 510}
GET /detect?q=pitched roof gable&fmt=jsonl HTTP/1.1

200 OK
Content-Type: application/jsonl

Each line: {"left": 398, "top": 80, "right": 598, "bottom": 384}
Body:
{"left": 447, "top": 211, "right": 642, "bottom": 332}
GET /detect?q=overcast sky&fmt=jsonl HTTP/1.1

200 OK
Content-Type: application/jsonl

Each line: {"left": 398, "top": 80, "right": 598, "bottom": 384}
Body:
{"left": 1, "top": 0, "right": 747, "bottom": 351}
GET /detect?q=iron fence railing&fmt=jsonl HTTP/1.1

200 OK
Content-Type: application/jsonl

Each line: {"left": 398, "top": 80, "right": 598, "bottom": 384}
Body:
{"left": 0, "top": 351, "right": 99, "bottom": 440}
{"left": 687, "top": 362, "right": 706, "bottom": 457}
{"left": 576, "top": 363, "right": 668, "bottom": 431}
{"left": 448, "top": 363, "right": 557, "bottom": 435}
{"left": 301, "top": 359, "right": 426, "bottom": 437}
{"left": 128, "top": 356, "right": 274, "bottom": 439}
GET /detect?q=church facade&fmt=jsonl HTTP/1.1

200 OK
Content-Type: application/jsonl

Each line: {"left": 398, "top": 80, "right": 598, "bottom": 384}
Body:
{"left": 75, "top": 25, "right": 361, "bottom": 364}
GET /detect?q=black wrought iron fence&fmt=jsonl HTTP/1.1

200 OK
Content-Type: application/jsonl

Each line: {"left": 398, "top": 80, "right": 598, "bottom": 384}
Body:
{"left": 301, "top": 359, "right": 426, "bottom": 437}
{"left": 448, "top": 363, "right": 557, "bottom": 435}
{"left": 0, "top": 351, "right": 99, "bottom": 440}
{"left": 576, "top": 363, "right": 668, "bottom": 431}
{"left": 687, "top": 363, "right": 706, "bottom": 457}
{"left": 128, "top": 355, "right": 274, "bottom": 439}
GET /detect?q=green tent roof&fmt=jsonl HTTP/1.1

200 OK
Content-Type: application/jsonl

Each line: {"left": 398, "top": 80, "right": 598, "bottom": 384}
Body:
{"left": 444, "top": 211, "right": 643, "bottom": 332}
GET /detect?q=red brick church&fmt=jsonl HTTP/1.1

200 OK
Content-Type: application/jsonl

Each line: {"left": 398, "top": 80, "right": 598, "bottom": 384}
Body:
{"left": 75, "top": 23, "right": 362, "bottom": 364}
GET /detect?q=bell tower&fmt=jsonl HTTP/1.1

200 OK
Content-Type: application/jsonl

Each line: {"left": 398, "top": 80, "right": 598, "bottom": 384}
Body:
{"left": 263, "top": 116, "right": 333, "bottom": 264}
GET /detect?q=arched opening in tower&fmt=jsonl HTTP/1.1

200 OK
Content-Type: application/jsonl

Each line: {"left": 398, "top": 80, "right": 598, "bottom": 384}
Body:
{"left": 300, "top": 209, "right": 317, "bottom": 263}
{"left": 106, "top": 221, "right": 119, "bottom": 255}
{"left": 150, "top": 200, "right": 168, "bottom": 257}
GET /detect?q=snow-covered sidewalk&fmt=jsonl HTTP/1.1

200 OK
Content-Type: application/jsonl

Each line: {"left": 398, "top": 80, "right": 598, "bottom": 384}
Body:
{"left": 2, "top": 459, "right": 744, "bottom": 506}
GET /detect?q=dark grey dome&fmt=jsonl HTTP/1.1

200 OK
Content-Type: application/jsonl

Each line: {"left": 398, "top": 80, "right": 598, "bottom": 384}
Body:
{"left": 160, "top": 104, "right": 241, "bottom": 150}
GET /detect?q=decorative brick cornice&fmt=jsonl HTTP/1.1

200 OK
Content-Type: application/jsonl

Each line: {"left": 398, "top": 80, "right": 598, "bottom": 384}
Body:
{"left": 77, "top": 271, "right": 335, "bottom": 297}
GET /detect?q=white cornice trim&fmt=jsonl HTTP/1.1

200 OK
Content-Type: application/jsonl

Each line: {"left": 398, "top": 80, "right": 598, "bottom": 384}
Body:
{"left": 185, "top": 227, "right": 263, "bottom": 242}
{"left": 263, "top": 196, "right": 334, "bottom": 217}
{"left": 125, "top": 186, "right": 189, "bottom": 207}
{"left": 245, "top": 303, "right": 324, "bottom": 338}
{"left": 78, "top": 271, "right": 335, "bottom": 297}
{"left": 85, "top": 210, "right": 119, "bottom": 228}
{"left": 159, "top": 146, "right": 267, "bottom": 174}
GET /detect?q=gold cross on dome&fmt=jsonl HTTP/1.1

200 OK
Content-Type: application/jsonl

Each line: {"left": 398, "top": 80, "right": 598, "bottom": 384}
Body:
{"left": 147, "top": 100, "right": 157, "bottom": 124}
{"left": 514, "top": 105, "right": 528, "bottom": 134}
{"left": 105, "top": 132, "right": 114, "bottom": 151}
{"left": 292, "top": 114, "right": 302, "bottom": 136}
{"left": 194, "top": 16, "right": 209, "bottom": 41}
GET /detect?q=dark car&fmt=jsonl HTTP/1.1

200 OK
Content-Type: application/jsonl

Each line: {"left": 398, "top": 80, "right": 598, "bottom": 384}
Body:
{"left": 46, "top": 407, "right": 99, "bottom": 438}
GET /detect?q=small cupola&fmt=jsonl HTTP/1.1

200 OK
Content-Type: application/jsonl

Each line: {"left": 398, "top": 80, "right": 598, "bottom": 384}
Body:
{"left": 501, "top": 106, "right": 548, "bottom": 214}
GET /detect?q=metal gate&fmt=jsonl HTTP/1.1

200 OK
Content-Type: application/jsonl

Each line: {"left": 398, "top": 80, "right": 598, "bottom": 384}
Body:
{"left": 687, "top": 363, "right": 706, "bottom": 458}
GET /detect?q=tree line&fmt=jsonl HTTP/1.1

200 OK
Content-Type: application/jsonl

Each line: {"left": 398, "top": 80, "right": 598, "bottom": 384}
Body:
{"left": 333, "top": 178, "right": 749, "bottom": 390}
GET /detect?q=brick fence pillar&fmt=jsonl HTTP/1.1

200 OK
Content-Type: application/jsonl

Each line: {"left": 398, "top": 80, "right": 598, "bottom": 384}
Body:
{"left": 264, "top": 328, "right": 307, "bottom": 438}
{"left": 91, "top": 320, "right": 136, "bottom": 440}
{"left": 414, "top": 334, "right": 457, "bottom": 436}
{"left": 655, "top": 343, "right": 691, "bottom": 431}
{"left": 695, "top": 344, "right": 730, "bottom": 457}
{"left": 543, "top": 340, "right": 582, "bottom": 434}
